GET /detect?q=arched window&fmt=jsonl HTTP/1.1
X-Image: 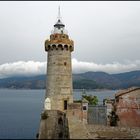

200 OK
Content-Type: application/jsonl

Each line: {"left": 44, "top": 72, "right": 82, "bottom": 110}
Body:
{"left": 47, "top": 45, "right": 51, "bottom": 51}
{"left": 69, "top": 46, "right": 73, "bottom": 51}
{"left": 58, "top": 44, "right": 63, "bottom": 50}
{"left": 52, "top": 44, "right": 56, "bottom": 47}
{"left": 58, "top": 44, "right": 62, "bottom": 47}
{"left": 64, "top": 45, "right": 68, "bottom": 51}
{"left": 52, "top": 44, "right": 56, "bottom": 50}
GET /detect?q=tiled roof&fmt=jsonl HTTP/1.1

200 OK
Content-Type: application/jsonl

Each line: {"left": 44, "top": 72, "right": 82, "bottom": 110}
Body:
{"left": 115, "top": 87, "right": 140, "bottom": 97}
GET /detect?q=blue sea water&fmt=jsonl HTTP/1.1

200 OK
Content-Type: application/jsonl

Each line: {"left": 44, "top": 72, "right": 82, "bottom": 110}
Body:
{"left": 0, "top": 89, "right": 117, "bottom": 139}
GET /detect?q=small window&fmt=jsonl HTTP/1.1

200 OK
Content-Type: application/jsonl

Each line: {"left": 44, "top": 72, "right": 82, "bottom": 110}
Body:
{"left": 64, "top": 100, "right": 67, "bottom": 110}
{"left": 64, "top": 62, "right": 67, "bottom": 66}
{"left": 83, "top": 106, "right": 87, "bottom": 110}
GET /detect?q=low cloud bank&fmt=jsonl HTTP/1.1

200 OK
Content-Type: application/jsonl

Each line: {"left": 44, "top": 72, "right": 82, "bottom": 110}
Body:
{"left": 72, "top": 58, "right": 140, "bottom": 74}
{"left": 0, "top": 61, "right": 46, "bottom": 78}
{"left": 0, "top": 58, "right": 140, "bottom": 78}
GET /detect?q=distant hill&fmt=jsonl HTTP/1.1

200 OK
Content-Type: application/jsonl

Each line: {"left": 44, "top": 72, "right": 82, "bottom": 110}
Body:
{"left": 112, "top": 70, "right": 140, "bottom": 88}
{"left": 0, "top": 75, "right": 46, "bottom": 89}
{"left": 0, "top": 70, "right": 140, "bottom": 89}
{"left": 73, "top": 72, "right": 122, "bottom": 89}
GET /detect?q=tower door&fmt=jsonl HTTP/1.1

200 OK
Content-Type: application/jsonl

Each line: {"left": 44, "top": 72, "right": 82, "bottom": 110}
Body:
{"left": 64, "top": 100, "right": 67, "bottom": 110}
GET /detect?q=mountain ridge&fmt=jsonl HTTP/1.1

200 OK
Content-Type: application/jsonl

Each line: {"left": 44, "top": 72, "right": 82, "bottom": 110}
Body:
{"left": 0, "top": 70, "right": 140, "bottom": 89}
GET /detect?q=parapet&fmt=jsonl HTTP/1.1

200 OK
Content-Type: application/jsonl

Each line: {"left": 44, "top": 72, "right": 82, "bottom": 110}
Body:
{"left": 45, "top": 33, "right": 74, "bottom": 52}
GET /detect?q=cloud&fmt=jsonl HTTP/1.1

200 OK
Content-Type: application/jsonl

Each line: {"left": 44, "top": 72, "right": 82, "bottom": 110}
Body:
{"left": 0, "top": 58, "right": 140, "bottom": 78}
{"left": 0, "top": 61, "right": 46, "bottom": 78}
{"left": 72, "top": 58, "right": 140, "bottom": 74}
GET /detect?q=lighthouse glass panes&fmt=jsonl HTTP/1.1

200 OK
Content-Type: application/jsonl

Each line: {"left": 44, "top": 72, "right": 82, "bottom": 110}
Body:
{"left": 51, "top": 19, "right": 68, "bottom": 35}
{"left": 51, "top": 27, "right": 68, "bottom": 35}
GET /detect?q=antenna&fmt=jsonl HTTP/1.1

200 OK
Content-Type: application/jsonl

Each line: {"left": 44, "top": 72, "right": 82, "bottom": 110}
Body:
{"left": 58, "top": 6, "right": 61, "bottom": 19}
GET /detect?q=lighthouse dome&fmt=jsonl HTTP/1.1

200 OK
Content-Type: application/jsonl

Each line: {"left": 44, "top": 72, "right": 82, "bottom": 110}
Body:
{"left": 51, "top": 7, "right": 68, "bottom": 35}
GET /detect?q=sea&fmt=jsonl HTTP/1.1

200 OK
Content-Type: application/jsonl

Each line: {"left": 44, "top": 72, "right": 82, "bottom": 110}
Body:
{"left": 0, "top": 89, "right": 117, "bottom": 139}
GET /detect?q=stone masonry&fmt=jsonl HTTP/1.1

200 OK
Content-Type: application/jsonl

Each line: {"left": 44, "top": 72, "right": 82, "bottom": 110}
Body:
{"left": 86, "top": 124, "right": 140, "bottom": 139}
{"left": 44, "top": 15, "right": 74, "bottom": 112}
{"left": 38, "top": 110, "right": 69, "bottom": 139}
{"left": 115, "top": 87, "right": 140, "bottom": 127}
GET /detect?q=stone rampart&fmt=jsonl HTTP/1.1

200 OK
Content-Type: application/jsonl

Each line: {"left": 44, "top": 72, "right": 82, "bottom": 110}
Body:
{"left": 38, "top": 110, "right": 69, "bottom": 139}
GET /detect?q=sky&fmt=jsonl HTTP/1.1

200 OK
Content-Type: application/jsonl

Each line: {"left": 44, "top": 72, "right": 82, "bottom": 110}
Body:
{"left": 0, "top": 1, "right": 140, "bottom": 78}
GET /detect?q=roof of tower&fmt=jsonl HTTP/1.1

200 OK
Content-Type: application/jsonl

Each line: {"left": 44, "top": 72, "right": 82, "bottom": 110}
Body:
{"left": 54, "top": 6, "right": 65, "bottom": 29}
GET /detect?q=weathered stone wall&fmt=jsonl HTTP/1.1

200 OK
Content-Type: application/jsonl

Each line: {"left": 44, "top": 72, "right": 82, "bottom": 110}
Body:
{"left": 44, "top": 33, "right": 74, "bottom": 111}
{"left": 86, "top": 124, "right": 140, "bottom": 139}
{"left": 38, "top": 110, "right": 69, "bottom": 139}
{"left": 115, "top": 88, "right": 140, "bottom": 127}
{"left": 105, "top": 100, "right": 115, "bottom": 126}
{"left": 67, "top": 103, "right": 83, "bottom": 121}
{"left": 67, "top": 102, "right": 88, "bottom": 123}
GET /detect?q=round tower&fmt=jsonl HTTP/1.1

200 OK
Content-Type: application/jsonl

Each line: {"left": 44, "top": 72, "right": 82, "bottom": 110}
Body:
{"left": 44, "top": 7, "right": 74, "bottom": 111}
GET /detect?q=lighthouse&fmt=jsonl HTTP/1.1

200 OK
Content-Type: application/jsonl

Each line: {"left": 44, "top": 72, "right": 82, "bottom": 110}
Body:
{"left": 44, "top": 7, "right": 74, "bottom": 111}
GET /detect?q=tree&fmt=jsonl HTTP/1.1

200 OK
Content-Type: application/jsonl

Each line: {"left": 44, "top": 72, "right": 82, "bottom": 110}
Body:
{"left": 82, "top": 95, "right": 98, "bottom": 105}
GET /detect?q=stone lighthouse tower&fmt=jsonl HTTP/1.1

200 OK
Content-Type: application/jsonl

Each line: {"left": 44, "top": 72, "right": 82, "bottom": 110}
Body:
{"left": 44, "top": 7, "right": 74, "bottom": 111}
